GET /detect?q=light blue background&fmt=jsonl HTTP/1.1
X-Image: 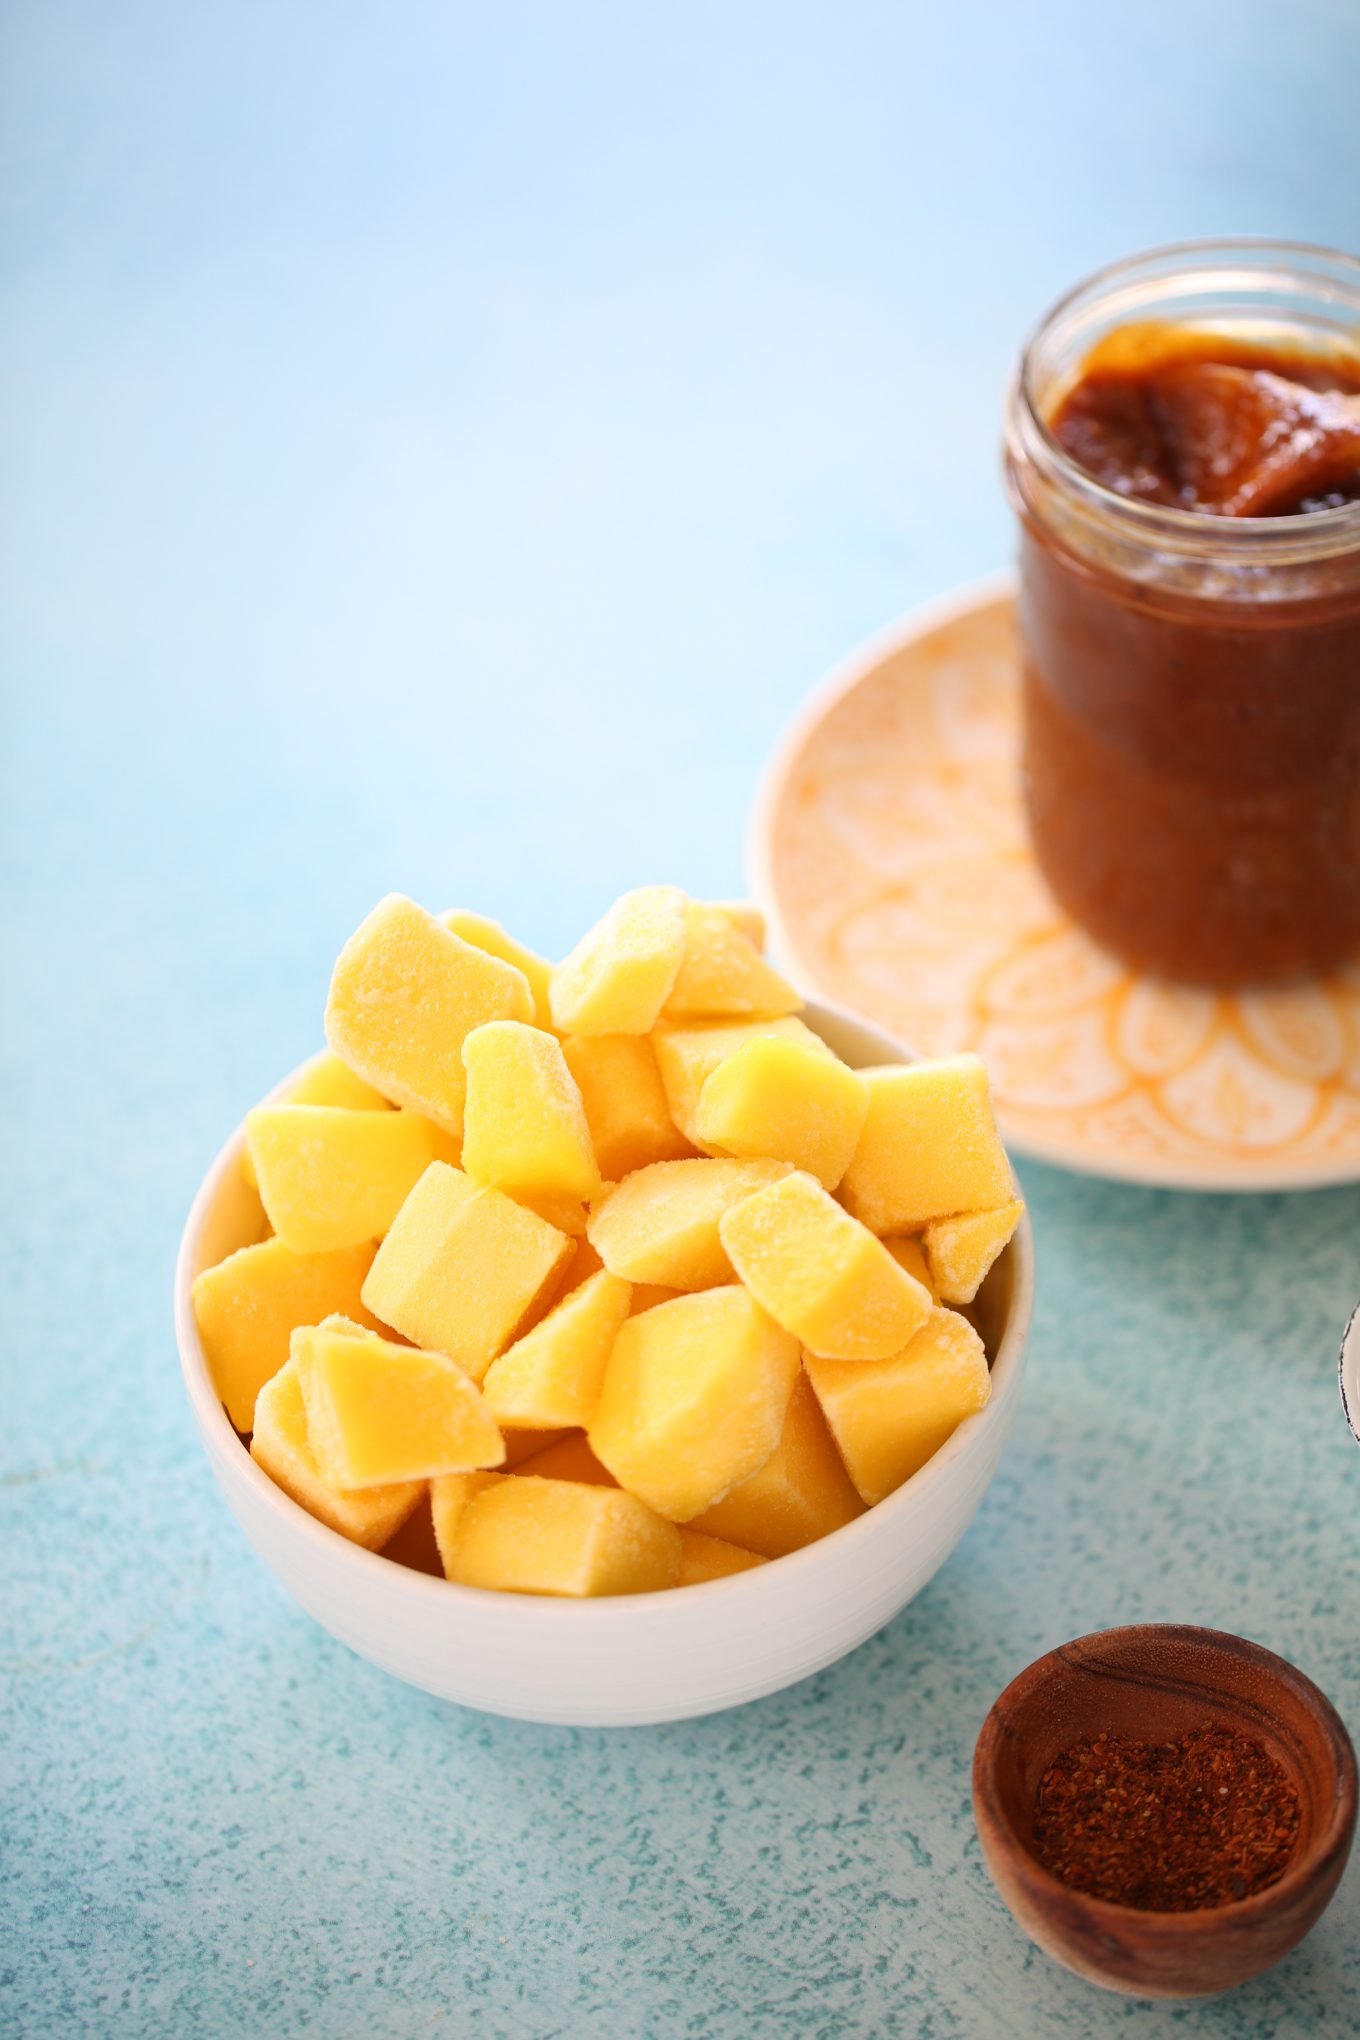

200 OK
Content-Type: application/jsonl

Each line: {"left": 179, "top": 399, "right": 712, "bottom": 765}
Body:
{"left": 4, "top": 4, "right": 1359, "bottom": 2034}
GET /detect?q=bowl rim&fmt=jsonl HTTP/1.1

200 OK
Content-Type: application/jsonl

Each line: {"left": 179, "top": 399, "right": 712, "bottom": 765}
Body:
{"left": 174, "top": 997, "right": 1035, "bottom": 1619}
{"left": 972, "top": 1622, "right": 1359, "bottom": 1934}
{"left": 1341, "top": 1303, "right": 1360, "bottom": 1449}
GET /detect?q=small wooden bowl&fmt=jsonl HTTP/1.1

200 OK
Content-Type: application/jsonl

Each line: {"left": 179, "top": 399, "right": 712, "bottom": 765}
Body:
{"left": 973, "top": 1625, "right": 1357, "bottom": 1999}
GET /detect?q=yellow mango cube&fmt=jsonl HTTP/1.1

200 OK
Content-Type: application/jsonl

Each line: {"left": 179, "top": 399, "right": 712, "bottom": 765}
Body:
{"left": 501, "top": 1427, "right": 571, "bottom": 1468}
{"left": 245, "top": 1104, "right": 439, "bottom": 1253}
{"left": 695, "top": 1036, "right": 869, "bottom": 1189}
{"left": 192, "top": 1236, "right": 380, "bottom": 1432}
{"left": 380, "top": 1493, "right": 446, "bottom": 1576}
{"left": 289, "top": 1052, "right": 393, "bottom": 1113}
{"left": 430, "top": 1471, "right": 506, "bottom": 1575}
{"left": 589, "top": 1286, "right": 800, "bottom": 1519}
{"left": 653, "top": 1015, "right": 829, "bottom": 1145}
{"left": 560, "top": 1033, "right": 695, "bottom": 1179}
{"left": 445, "top": 1477, "right": 682, "bottom": 1596}
{"left": 548, "top": 885, "right": 688, "bottom": 1036}
{"left": 710, "top": 900, "right": 767, "bottom": 950}
{"left": 481, "top": 1271, "right": 632, "bottom": 1430}
{"left": 923, "top": 1199, "right": 1025, "bottom": 1305}
{"left": 839, "top": 1054, "right": 1014, "bottom": 1233}
{"left": 326, "top": 894, "right": 533, "bottom": 1137}
{"left": 250, "top": 1359, "right": 425, "bottom": 1548}
{"left": 688, "top": 1371, "right": 864, "bottom": 1556}
{"left": 678, "top": 1528, "right": 767, "bottom": 1585}
{"left": 884, "top": 1235, "right": 935, "bottom": 1294}
{"left": 719, "top": 1171, "right": 933, "bottom": 1361}
{"left": 629, "top": 1283, "right": 682, "bottom": 1314}
{"left": 361, "top": 1162, "right": 573, "bottom": 1382}
{"left": 513, "top": 1433, "right": 617, "bottom": 1485}
{"left": 461, "top": 1021, "right": 601, "bottom": 1203}
{"left": 242, "top": 1052, "right": 393, "bottom": 1190}
{"left": 804, "top": 1306, "right": 991, "bottom": 1505}
{"left": 662, "top": 902, "right": 803, "bottom": 1021}
{"left": 558, "top": 1234, "right": 606, "bottom": 1291}
{"left": 515, "top": 1235, "right": 600, "bottom": 1330}
{"left": 439, "top": 909, "right": 553, "bottom": 1029}
{"left": 420, "top": 1118, "right": 463, "bottom": 1167}
{"left": 510, "top": 1190, "right": 590, "bottom": 1236}
{"left": 588, "top": 1156, "right": 792, "bottom": 1292}
{"left": 293, "top": 1317, "right": 505, "bottom": 1487}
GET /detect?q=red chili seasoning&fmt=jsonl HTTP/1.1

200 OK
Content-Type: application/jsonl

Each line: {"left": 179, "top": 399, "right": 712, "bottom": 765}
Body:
{"left": 1032, "top": 1724, "right": 1301, "bottom": 1911}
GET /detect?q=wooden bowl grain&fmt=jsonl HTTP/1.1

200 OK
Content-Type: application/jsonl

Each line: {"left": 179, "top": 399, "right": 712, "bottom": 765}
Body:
{"left": 972, "top": 1625, "right": 1356, "bottom": 1999}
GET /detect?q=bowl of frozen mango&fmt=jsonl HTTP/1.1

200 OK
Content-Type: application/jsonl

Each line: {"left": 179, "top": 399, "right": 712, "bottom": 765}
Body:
{"left": 175, "top": 888, "right": 1034, "bottom": 1725}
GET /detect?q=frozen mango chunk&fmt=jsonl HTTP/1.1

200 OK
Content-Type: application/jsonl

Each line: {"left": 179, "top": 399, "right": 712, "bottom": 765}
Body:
{"left": 481, "top": 1271, "right": 632, "bottom": 1430}
{"left": 420, "top": 1118, "right": 463, "bottom": 1168}
{"left": 558, "top": 1234, "right": 606, "bottom": 1291}
{"left": 251, "top": 1358, "right": 425, "bottom": 1548}
{"left": 510, "top": 1190, "right": 589, "bottom": 1236}
{"left": 590, "top": 1287, "right": 800, "bottom": 1519}
{"left": 242, "top": 1053, "right": 393, "bottom": 1190}
{"left": 719, "top": 1171, "right": 932, "bottom": 1361}
{"left": 362, "top": 1162, "right": 573, "bottom": 1383}
{"left": 461, "top": 1021, "right": 601, "bottom": 1203}
{"left": 431, "top": 1471, "right": 506, "bottom": 1575}
{"left": 839, "top": 1055, "right": 1014, "bottom": 1234}
{"left": 653, "top": 1015, "right": 830, "bottom": 1145}
{"left": 379, "top": 1493, "right": 446, "bottom": 1576}
{"left": 678, "top": 1528, "right": 767, "bottom": 1586}
{"left": 688, "top": 1371, "right": 864, "bottom": 1556}
{"left": 326, "top": 894, "right": 533, "bottom": 1137}
{"left": 710, "top": 901, "right": 767, "bottom": 950}
{"left": 884, "top": 1235, "right": 935, "bottom": 1294}
{"left": 192, "top": 1236, "right": 380, "bottom": 1432}
{"left": 289, "top": 1053, "right": 393, "bottom": 1113}
{"left": 514, "top": 1433, "right": 617, "bottom": 1486}
{"left": 245, "top": 1104, "right": 439, "bottom": 1253}
{"left": 629, "top": 1283, "right": 682, "bottom": 1315}
{"left": 662, "top": 902, "right": 802, "bottom": 1021}
{"left": 549, "top": 885, "right": 688, "bottom": 1036}
{"left": 445, "top": 1477, "right": 682, "bottom": 1596}
{"left": 294, "top": 1317, "right": 505, "bottom": 1487}
{"left": 804, "top": 1307, "right": 991, "bottom": 1505}
{"left": 588, "top": 1156, "right": 791, "bottom": 1292}
{"left": 514, "top": 1234, "right": 601, "bottom": 1330}
{"left": 560, "top": 1033, "right": 694, "bottom": 1179}
{"left": 923, "top": 1199, "right": 1025, "bottom": 1305}
{"left": 501, "top": 1427, "right": 571, "bottom": 1468}
{"left": 439, "top": 910, "right": 553, "bottom": 1029}
{"left": 696, "top": 1036, "right": 868, "bottom": 1189}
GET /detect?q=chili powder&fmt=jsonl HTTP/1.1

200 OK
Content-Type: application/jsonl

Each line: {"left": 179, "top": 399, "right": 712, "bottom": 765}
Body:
{"left": 1032, "top": 1724, "right": 1301, "bottom": 1911}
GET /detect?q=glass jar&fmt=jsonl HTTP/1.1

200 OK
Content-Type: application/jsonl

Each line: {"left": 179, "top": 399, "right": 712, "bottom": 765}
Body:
{"left": 1004, "top": 240, "right": 1360, "bottom": 989}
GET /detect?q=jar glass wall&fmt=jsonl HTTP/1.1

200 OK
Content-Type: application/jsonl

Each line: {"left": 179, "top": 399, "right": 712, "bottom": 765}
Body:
{"left": 1005, "top": 240, "right": 1360, "bottom": 990}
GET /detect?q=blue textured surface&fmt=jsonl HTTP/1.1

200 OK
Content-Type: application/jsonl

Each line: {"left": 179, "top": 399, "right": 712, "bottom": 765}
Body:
{"left": 4, "top": 4, "right": 1360, "bottom": 2034}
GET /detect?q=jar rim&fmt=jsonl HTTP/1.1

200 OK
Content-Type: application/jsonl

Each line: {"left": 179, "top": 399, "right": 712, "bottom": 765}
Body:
{"left": 1014, "top": 238, "right": 1360, "bottom": 559}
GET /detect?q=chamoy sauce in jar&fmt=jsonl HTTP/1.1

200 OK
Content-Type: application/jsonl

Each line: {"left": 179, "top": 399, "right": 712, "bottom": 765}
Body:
{"left": 1006, "top": 243, "right": 1360, "bottom": 990}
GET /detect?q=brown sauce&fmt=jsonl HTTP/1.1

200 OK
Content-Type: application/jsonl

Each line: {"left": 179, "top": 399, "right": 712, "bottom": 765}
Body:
{"left": 1050, "top": 327, "right": 1360, "bottom": 517}
{"left": 1020, "top": 324, "right": 1360, "bottom": 988}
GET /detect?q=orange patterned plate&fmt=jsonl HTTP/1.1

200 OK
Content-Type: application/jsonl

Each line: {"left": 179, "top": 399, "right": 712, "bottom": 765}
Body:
{"left": 751, "top": 574, "right": 1360, "bottom": 1191}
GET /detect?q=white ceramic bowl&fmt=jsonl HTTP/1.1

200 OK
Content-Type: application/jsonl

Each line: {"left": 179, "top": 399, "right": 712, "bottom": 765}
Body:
{"left": 174, "top": 1003, "right": 1034, "bottom": 1726}
{"left": 1342, "top": 1306, "right": 1360, "bottom": 1451}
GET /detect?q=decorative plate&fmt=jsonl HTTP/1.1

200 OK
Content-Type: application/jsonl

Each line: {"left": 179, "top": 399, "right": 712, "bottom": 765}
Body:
{"left": 751, "top": 575, "right": 1360, "bottom": 1191}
